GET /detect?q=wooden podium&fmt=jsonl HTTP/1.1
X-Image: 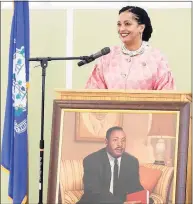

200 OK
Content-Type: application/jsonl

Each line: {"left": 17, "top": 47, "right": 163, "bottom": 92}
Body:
{"left": 47, "top": 90, "right": 192, "bottom": 204}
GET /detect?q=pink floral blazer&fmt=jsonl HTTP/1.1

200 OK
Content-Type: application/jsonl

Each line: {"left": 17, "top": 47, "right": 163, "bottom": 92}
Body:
{"left": 85, "top": 45, "right": 175, "bottom": 90}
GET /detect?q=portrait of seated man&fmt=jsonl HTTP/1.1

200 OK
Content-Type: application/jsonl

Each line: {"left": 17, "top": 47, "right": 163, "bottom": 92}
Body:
{"left": 77, "top": 126, "right": 154, "bottom": 204}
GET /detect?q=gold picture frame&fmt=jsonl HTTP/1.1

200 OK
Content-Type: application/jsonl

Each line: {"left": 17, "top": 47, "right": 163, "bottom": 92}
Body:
{"left": 47, "top": 90, "right": 192, "bottom": 204}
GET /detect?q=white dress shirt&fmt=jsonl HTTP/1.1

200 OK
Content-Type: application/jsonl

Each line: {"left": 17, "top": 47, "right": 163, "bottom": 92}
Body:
{"left": 107, "top": 152, "right": 122, "bottom": 194}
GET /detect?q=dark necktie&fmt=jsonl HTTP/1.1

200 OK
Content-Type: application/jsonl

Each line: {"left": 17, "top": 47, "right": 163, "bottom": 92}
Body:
{"left": 113, "top": 158, "right": 119, "bottom": 196}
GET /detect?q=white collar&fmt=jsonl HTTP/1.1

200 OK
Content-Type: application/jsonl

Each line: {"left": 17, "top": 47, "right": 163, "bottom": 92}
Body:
{"left": 107, "top": 152, "right": 122, "bottom": 166}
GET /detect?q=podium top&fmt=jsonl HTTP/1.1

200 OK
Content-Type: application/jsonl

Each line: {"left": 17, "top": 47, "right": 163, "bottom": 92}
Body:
{"left": 54, "top": 89, "right": 192, "bottom": 102}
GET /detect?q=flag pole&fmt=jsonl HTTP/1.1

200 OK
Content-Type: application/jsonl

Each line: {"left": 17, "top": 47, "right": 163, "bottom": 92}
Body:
{"left": 1, "top": 1, "right": 30, "bottom": 203}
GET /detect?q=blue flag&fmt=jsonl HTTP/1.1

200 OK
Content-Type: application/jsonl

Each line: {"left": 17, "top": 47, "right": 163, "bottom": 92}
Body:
{"left": 1, "top": 1, "right": 30, "bottom": 203}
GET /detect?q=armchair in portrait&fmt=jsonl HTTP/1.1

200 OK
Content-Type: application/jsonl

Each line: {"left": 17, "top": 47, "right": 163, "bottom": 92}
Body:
{"left": 59, "top": 159, "right": 174, "bottom": 204}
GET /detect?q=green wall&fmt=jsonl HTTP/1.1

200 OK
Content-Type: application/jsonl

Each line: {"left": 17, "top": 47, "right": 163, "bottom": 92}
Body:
{"left": 1, "top": 7, "right": 191, "bottom": 204}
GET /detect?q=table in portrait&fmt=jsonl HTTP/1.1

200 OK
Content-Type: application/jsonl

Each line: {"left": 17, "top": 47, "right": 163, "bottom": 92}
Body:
{"left": 47, "top": 90, "right": 192, "bottom": 204}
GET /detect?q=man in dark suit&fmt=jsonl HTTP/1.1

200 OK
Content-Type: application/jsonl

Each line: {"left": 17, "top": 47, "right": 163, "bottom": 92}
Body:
{"left": 77, "top": 126, "right": 153, "bottom": 204}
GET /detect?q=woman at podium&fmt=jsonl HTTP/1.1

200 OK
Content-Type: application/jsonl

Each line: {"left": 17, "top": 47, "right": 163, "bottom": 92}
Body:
{"left": 85, "top": 6, "right": 175, "bottom": 90}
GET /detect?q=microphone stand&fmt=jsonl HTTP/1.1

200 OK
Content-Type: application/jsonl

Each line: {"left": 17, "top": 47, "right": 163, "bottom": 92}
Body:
{"left": 28, "top": 56, "right": 91, "bottom": 204}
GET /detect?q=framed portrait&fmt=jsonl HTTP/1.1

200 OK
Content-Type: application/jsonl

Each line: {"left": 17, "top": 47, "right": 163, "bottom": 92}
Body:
{"left": 75, "top": 112, "right": 123, "bottom": 142}
{"left": 47, "top": 90, "right": 192, "bottom": 204}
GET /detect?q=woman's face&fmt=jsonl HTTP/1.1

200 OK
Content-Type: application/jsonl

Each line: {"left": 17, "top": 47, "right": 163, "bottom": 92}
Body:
{"left": 117, "top": 11, "right": 144, "bottom": 45}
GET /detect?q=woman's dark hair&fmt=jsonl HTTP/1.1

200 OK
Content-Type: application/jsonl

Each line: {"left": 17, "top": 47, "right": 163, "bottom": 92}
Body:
{"left": 119, "top": 6, "right": 153, "bottom": 41}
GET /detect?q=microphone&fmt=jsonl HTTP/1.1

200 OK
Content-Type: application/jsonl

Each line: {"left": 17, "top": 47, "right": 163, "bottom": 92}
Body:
{"left": 77, "top": 47, "right": 110, "bottom": 67}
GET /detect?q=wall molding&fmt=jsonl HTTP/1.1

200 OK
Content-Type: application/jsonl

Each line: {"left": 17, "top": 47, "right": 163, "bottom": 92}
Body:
{"left": 2, "top": 1, "right": 192, "bottom": 9}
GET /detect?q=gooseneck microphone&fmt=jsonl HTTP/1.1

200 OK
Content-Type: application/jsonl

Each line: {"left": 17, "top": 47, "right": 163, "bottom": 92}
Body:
{"left": 77, "top": 47, "right": 110, "bottom": 67}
